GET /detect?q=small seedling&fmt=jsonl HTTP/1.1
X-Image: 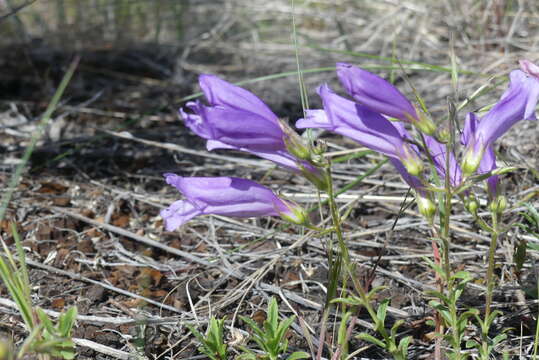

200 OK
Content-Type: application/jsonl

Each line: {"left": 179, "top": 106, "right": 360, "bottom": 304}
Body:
{"left": 186, "top": 317, "right": 228, "bottom": 360}
{"left": 0, "top": 224, "right": 77, "bottom": 360}
{"left": 239, "top": 298, "right": 308, "bottom": 360}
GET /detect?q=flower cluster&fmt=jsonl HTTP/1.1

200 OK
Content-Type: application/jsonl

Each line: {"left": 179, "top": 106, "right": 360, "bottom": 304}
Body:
{"left": 162, "top": 60, "right": 539, "bottom": 230}
{"left": 299, "top": 61, "right": 539, "bottom": 214}
{"left": 162, "top": 76, "right": 324, "bottom": 230}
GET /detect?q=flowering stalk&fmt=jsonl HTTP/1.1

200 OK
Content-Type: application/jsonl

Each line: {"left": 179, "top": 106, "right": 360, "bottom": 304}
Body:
{"left": 322, "top": 159, "right": 409, "bottom": 360}
{"left": 482, "top": 211, "right": 500, "bottom": 357}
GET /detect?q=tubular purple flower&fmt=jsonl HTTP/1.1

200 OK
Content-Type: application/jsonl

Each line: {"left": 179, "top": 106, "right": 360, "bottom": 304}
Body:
{"left": 296, "top": 84, "right": 423, "bottom": 176}
{"left": 180, "top": 75, "right": 326, "bottom": 187}
{"left": 388, "top": 158, "right": 425, "bottom": 194}
{"left": 462, "top": 65, "right": 539, "bottom": 175}
{"left": 462, "top": 113, "right": 498, "bottom": 196}
{"left": 181, "top": 75, "right": 285, "bottom": 153}
{"left": 481, "top": 147, "right": 499, "bottom": 198}
{"left": 336, "top": 63, "right": 418, "bottom": 122}
{"left": 424, "top": 135, "right": 462, "bottom": 187}
{"left": 336, "top": 63, "right": 437, "bottom": 135}
{"left": 160, "top": 174, "right": 307, "bottom": 231}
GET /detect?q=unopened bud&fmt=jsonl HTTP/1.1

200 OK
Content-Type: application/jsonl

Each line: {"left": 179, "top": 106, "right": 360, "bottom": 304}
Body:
{"left": 435, "top": 126, "right": 451, "bottom": 144}
{"left": 417, "top": 196, "right": 436, "bottom": 222}
{"left": 489, "top": 195, "right": 507, "bottom": 215}
{"left": 465, "top": 196, "right": 479, "bottom": 216}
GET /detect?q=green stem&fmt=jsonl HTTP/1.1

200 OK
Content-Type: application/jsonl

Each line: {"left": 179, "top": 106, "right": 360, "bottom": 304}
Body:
{"left": 325, "top": 163, "right": 396, "bottom": 353}
{"left": 484, "top": 213, "right": 499, "bottom": 320}
{"left": 482, "top": 212, "right": 499, "bottom": 357}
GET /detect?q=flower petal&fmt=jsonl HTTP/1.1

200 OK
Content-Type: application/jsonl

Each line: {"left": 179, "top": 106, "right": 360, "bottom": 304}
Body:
{"left": 315, "top": 84, "right": 407, "bottom": 158}
{"left": 388, "top": 158, "right": 425, "bottom": 194}
{"left": 477, "top": 69, "right": 539, "bottom": 145}
{"left": 199, "top": 74, "right": 278, "bottom": 122}
{"left": 296, "top": 109, "right": 333, "bottom": 129}
{"left": 424, "top": 136, "right": 462, "bottom": 186}
{"left": 160, "top": 200, "right": 201, "bottom": 231}
{"left": 161, "top": 174, "right": 306, "bottom": 228}
{"left": 336, "top": 62, "right": 417, "bottom": 121}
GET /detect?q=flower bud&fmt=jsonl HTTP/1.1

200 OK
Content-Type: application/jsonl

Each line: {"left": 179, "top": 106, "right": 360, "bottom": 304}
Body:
{"left": 417, "top": 195, "right": 436, "bottom": 222}
{"left": 434, "top": 126, "right": 451, "bottom": 144}
{"left": 465, "top": 195, "right": 479, "bottom": 216}
{"left": 489, "top": 195, "right": 507, "bottom": 215}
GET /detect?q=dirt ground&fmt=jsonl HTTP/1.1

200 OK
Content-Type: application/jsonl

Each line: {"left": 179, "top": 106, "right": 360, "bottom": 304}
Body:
{"left": 1, "top": 0, "right": 539, "bottom": 359}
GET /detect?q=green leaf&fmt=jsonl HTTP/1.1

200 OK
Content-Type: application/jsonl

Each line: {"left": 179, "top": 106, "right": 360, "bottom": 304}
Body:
{"left": 376, "top": 299, "right": 390, "bottom": 328}
{"left": 492, "top": 333, "right": 507, "bottom": 345}
{"left": 398, "top": 336, "right": 412, "bottom": 355}
{"left": 267, "top": 298, "right": 279, "bottom": 334}
{"left": 58, "top": 307, "right": 77, "bottom": 337}
{"left": 452, "top": 271, "right": 472, "bottom": 281}
{"left": 425, "top": 290, "right": 450, "bottom": 304}
{"left": 287, "top": 351, "right": 310, "bottom": 360}
{"left": 367, "top": 286, "right": 388, "bottom": 300}
{"left": 338, "top": 312, "right": 352, "bottom": 346}
{"left": 390, "top": 319, "right": 405, "bottom": 338}
{"left": 428, "top": 301, "right": 452, "bottom": 325}
{"left": 240, "top": 316, "right": 265, "bottom": 339}
{"left": 485, "top": 310, "right": 503, "bottom": 328}
{"left": 275, "top": 316, "right": 296, "bottom": 352}
{"left": 331, "top": 297, "right": 362, "bottom": 306}
{"left": 36, "top": 308, "right": 56, "bottom": 336}
{"left": 356, "top": 333, "right": 386, "bottom": 349}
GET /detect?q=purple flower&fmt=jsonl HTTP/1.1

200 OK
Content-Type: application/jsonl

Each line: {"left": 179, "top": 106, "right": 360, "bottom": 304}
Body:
{"left": 519, "top": 59, "right": 539, "bottom": 79}
{"left": 336, "top": 63, "right": 437, "bottom": 135}
{"left": 388, "top": 158, "right": 425, "bottom": 193}
{"left": 181, "top": 75, "right": 284, "bottom": 152}
{"left": 336, "top": 63, "right": 417, "bottom": 121}
{"left": 462, "top": 65, "right": 539, "bottom": 175}
{"left": 180, "top": 75, "right": 325, "bottom": 186}
{"left": 161, "top": 174, "right": 307, "bottom": 231}
{"left": 462, "top": 113, "right": 498, "bottom": 196}
{"left": 424, "top": 136, "right": 462, "bottom": 187}
{"left": 296, "top": 84, "right": 423, "bottom": 176}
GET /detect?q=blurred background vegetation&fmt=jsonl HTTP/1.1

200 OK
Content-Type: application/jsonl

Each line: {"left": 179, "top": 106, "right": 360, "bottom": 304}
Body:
{"left": 2, "top": 0, "right": 539, "bottom": 112}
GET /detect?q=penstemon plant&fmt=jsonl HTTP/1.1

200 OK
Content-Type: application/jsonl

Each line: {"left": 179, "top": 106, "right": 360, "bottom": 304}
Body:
{"left": 163, "top": 59, "right": 539, "bottom": 359}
